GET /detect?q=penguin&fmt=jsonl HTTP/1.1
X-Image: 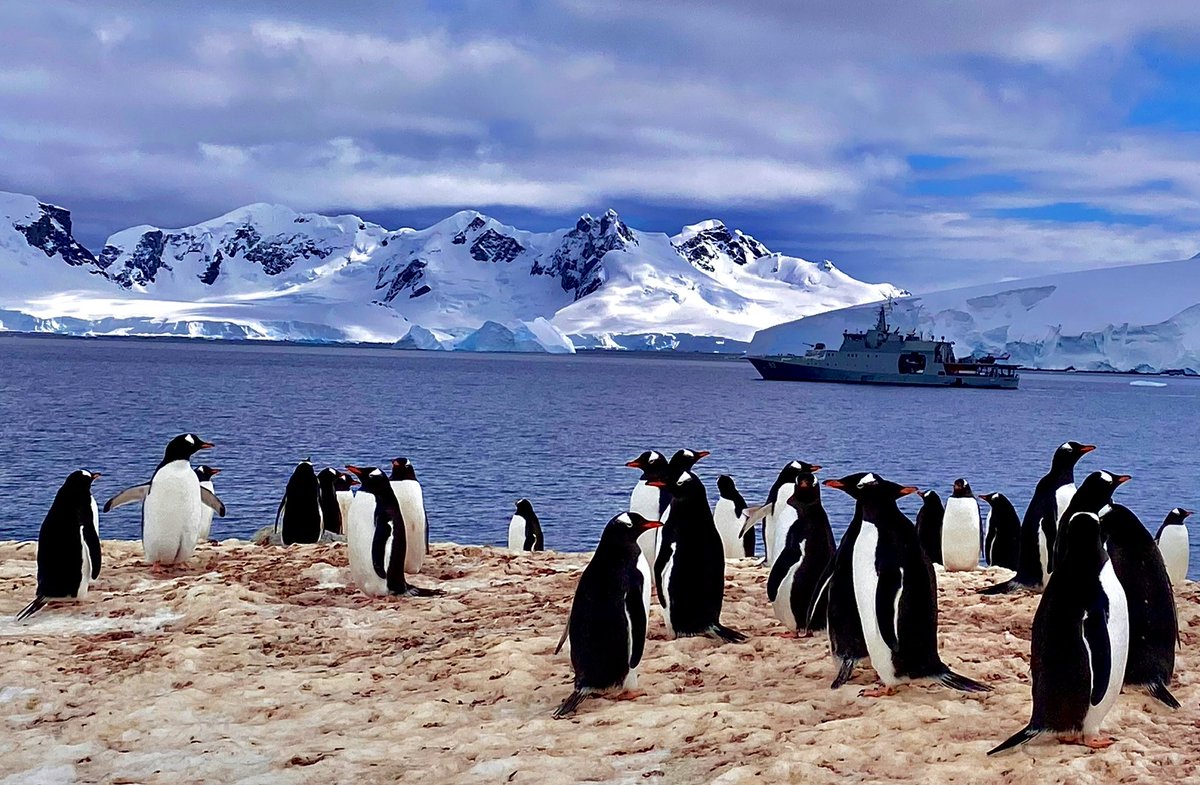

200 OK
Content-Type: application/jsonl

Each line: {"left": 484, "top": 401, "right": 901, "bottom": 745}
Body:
{"left": 982, "top": 441, "right": 1094, "bottom": 594}
{"left": 625, "top": 450, "right": 670, "bottom": 591}
{"left": 317, "top": 467, "right": 355, "bottom": 536}
{"left": 1155, "top": 508, "right": 1192, "bottom": 585}
{"left": 915, "top": 490, "right": 944, "bottom": 566}
{"left": 335, "top": 471, "right": 356, "bottom": 528}
{"left": 1098, "top": 504, "right": 1179, "bottom": 708}
{"left": 941, "top": 479, "right": 981, "bottom": 571}
{"left": 825, "top": 473, "right": 990, "bottom": 695}
{"left": 16, "top": 470, "right": 103, "bottom": 621}
{"left": 713, "top": 475, "right": 753, "bottom": 558}
{"left": 104, "top": 434, "right": 225, "bottom": 569}
{"left": 508, "top": 498, "right": 544, "bottom": 552}
{"left": 390, "top": 457, "right": 428, "bottom": 572}
{"left": 651, "top": 471, "right": 746, "bottom": 643}
{"left": 989, "top": 512, "right": 1129, "bottom": 754}
{"left": 754, "top": 460, "right": 822, "bottom": 567}
{"left": 980, "top": 492, "right": 1021, "bottom": 570}
{"left": 763, "top": 472, "right": 835, "bottom": 633}
{"left": 553, "top": 512, "right": 661, "bottom": 718}
{"left": 344, "top": 465, "right": 439, "bottom": 597}
{"left": 194, "top": 465, "right": 221, "bottom": 542}
{"left": 274, "top": 460, "right": 324, "bottom": 545}
{"left": 1054, "top": 470, "right": 1130, "bottom": 558}
{"left": 816, "top": 472, "right": 873, "bottom": 688}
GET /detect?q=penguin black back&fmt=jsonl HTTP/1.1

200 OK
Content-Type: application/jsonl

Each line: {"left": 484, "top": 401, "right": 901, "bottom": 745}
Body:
{"left": 777, "top": 472, "right": 835, "bottom": 632}
{"left": 276, "top": 460, "right": 324, "bottom": 545}
{"left": 915, "top": 490, "right": 944, "bottom": 565}
{"left": 18, "top": 470, "right": 103, "bottom": 621}
{"left": 980, "top": 492, "right": 1021, "bottom": 570}
{"left": 316, "top": 467, "right": 345, "bottom": 535}
{"left": 716, "top": 474, "right": 753, "bottom": 556}
{"left": 516, "top": 498, "right": 544, "bottom": 551}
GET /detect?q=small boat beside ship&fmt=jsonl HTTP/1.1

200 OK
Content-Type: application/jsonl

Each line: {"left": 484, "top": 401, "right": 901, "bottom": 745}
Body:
{"left": 747, "top": 303, "right": 1020, "bottom": 389}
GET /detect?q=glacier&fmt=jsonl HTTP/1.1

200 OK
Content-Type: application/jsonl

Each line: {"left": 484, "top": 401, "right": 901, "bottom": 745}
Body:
{"left": 749, "top": 258, "right": 1200, "bottom": 374}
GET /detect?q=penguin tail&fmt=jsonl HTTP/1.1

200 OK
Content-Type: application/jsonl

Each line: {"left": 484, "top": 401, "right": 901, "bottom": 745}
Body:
{"left": 937, "top": 668, "right": 992, "bottom": 693}
{"left": 706, "top": 623, "right": 748, "bottom": 644}
{"left": 831, "top": 658, "right": 857, "bottom": 689}
{"left": 1146, "top": 680, "right": 1181, "bottom": 709}
{"left": 979, "top": 579, "right": 1018, "bottom": 595}
{"left": 988, "top": 725, "right": 1041, "bottom": 755}
{"left": 401, "top": 585, "right": 444, "bottom": 598}
{"left": 553, "top": 689, "right": 587, "bottom": 719}
{"left": 15, "top": 596, "right": 48, "bottom": 622}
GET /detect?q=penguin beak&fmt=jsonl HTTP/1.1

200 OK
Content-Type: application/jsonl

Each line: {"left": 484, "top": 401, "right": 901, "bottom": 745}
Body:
{"left": 809, "top": 464, "right": 823, "bottom": 472}
{"left": 1115, "top": 474, "right": 1132, "bottom": 485}
{"left": 822, "top": 479, "right": 844, "bottom": 489}
{"left": 1079, "top": 444, "right": 1096, "bottom": 453}
{"left": 199, "top": 441, "right": 214, "bottom": 450}
{"left": 345, "top": 465, "right": 364, "bottom": 478}
{"left": 210, "top": 468, "right": 222, "bottom": 476}
{"left": 976, "top": 493, "right": 988, "bottom": 501}
{"left": 625, "top": 459, "right": 643, "bottom": 469}
{"left": 1184, "top": 510, "right": 1194, "bottom": 518}
{"left": 638, "top": 520, "right": 663, "bottom": 531}
{"left": 646, "top": 479, "right": 668, "bottom": 488}
{"left": 899, "top": 486, "right": 920, "bottom": 496}
{"left": 90, "top": 471, "right": 102, "bottom": 479}
{"left": 695, "top": 451, "right": 710, "bottom": 460}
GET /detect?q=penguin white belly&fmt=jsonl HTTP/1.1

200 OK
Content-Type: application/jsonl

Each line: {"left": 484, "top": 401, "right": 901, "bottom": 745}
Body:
{"left": 91, "top": 497, "right": 100, "bottom": 540}
{"left": 941, "top": 498, "right": 981, "bottom": 571}
{"left": 142, "top": 463, "right": 203, "bottom": 565}
{"left": 336, "top": 490, "right": 354, "bottom": 527}
{"left": 347, "top": 494, "right": 388, "bottom": 596}
{"left": 197, "top": 480, "right": 215, "bottom": 541}
{"left": 713, "top": 498, "right": 744, "bottom": 559}
{"left": 623, "top": 602, "right": 639, "bottom": 690}
{"left": 1054, "top": 484, "right": 1076, "bottom": 531}
{"left": 1158, "top": 527, "right": 1189, "bottom": 585}
{"left": 393, "top": 480, "right": 426, "bottom": 573}
{"left": 631, "top": 482, "right": 662, "bottom": 577}
{"left": 852, "top": 521, "right": 899, "bottom": 685}
{"left": 765, "top": 484, "right": 795, "bottom": 565}
{"left": 772, "top": 544, "right": 805, "bottom": 630}
{"left": 658, "top": 548, "right": 675, "bottom": 637}
{"left": 78, "top": 529, "right": 91, "bottom": 599}
{"left": 507, "top": 514, "right": 525, "bottom": 552}
{"left": 1083, "top": 562, "right": 1129, "bottom": 736}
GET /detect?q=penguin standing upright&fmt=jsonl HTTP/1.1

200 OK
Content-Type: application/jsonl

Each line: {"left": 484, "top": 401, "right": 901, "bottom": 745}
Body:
{"left": 275, "top": 460, "right": 324, "bottom": 545}
{"left": 652, "top": 471, "right": 746, "bottom": 643}
{"left": 762, "top": 472, "right": 835, "bottom": 633}
{"left": 825, "top": 473, "right": 990, "bottom": 695}
{"left": 1099, "top": 504, "right": 1179, "bottom": 708}
{"left": 941, "top": 479, "right": 981, "bottom": 571}
{"left": 194, "top": 465, "right": 221, "bottom": 542}
{"left": 915, "top": 490, "right": 944, "bottom": 565}
{"left": 390, "top": 457, "right": 428, "bottom": 571}
{"left": 625, "top": 450, "right": 670, "bottom": 589}
{"left": 553, "top": 512, "right": 661, "bottom": 718}
{"left": 982, "top": 441, "right": 1094, "bottom": 594}
{"left": 714, "top": 475, "right": 753, "bottom": 558}
{"left": 758, "top": 460, "right": 821, "bottom": 567}
{"left": 104, "top": 434, "right": 225, "bottom": 569}
{"left": 335, "top": 471, "right": 356, "bottom": 527}
{"left": 1155, "top": 508, "right": 1192, "bottom": 585}
{"left": 16, "top": 470, "right": 103, "bottom": 621}
{"left": 508, "top": 498, "right": 544, "bottom": 552}
{"left": 817, "top": 472, "right": 872, "bottom": 688}
{"left": 1054, "top": 470, "right": 1130, "bottom": 558}
{"left": 317, "top": 467, "right": 354, "bottom": 536}
{"left": 344, "top": 465, "right": 439, "bottom": 597}
{"left": 980, "top": 492, "right": 1021, "bottom": 570}
{"left": 989, "top": 512, "right": 1129, "bottom": 754}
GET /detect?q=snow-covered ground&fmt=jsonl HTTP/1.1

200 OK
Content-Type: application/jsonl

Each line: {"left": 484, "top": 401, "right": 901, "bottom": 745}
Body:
{"left": 750, "top": 258, "right": 1200, "bottom": 373}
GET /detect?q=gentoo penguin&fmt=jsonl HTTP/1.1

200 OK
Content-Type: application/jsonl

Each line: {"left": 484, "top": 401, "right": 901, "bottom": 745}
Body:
{"left": 317, "top": 467, "right": 355, "bottom": 536}
{"left": 941, "top": 479, "right": 981, "bottom": 571}
{"left": 825, "top": 473, "right": 990, "bottom": 695}
{"left": 390, "top": 457, "right": 428, "bottom": 572}
{"left": 982, "top": 441, "right": 1094, "bottom": 594}
{"left": 915, "top": 490, "right": 944, "bottom": 566}
{"left": 651, "top": 471, "right": 746, "bottom": 643}
{"left": 275, "top": 460, "right": 324, "bottom": 545}
{"left": 335, "top": 471, "right": 356, "bottom": 528}
{"left": 553, "top": 512, "right": 661, "bottom": 718}
{"left": 1054, "top": 470, "right": 1130, "bottom": 559}
{"left": 104, "top": 434, "right": 225, "bottom": 569}
{"left": 989, "top": 512, "right": 1129, "bottom": 753}
{"left": 817, "top": 472, "right": 872, "bottom": 688}
{"left": 16, "top": 470, "right": 103, "bottom": 621}
{"left": 762, "top": 472, "right": 835, "bottom": 633}
{"left": 714, "top": 475, "right": 753, "bottom": 558}
{"left": 194, "top": 465, "right": 221, "bottom": 542}
{"left": 508, "top": 498, "right": 544, "bottom": 552}
{"left": 649, "top": 448, "right": 710, "bottom": 603}
{"left": 344, "top": 465, "right": 439, "bottom": 597}
{"left": 754, "top": 460, "right": 821, "bottom": 567}
{"left": 1099, "top": 504, "right": 1179, "bottom": 708}
{"left": 980, "top": 492, "right": 1021, "bottom": 570}
{"left": 625, "top": 450, "right": 670, "bottom": 593}
{"left": 1155, "top": 508, "right": 1192, "bottom": 585}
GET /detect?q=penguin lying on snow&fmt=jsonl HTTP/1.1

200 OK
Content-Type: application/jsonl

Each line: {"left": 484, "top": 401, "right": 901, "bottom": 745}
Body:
{"left": 980, "top": 492, "right": 1020, "bottom": 570}
{"left": 276, "top": 460, "right": 324, "bottom": 545}
{"left": 554, "top": 512, "right": 661, "bottom": 718}
{"left": 990, "top": 512, "right": 1128, "bottom": 753}
{"left": 1155, "top": 508, "right": 1192, "bottom": 585}
{"left": 508, "top": 498, "right": 544, "bottom": 552}
{"left": 941, "top": 479, "right": 980, "bottom": 571}
{"left": 344, "top": 466, "right": 440, "bottom": 597}
{"left": 105, "top": 434, "right": 226, "bottom": 570}
{"left": 824, "top": 473, "right": 990, "bottom": 696}
{"left": 17, "top": 470, "right": 104, "bottom": 621}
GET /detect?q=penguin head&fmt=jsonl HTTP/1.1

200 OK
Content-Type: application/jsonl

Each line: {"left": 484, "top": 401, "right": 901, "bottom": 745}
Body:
{"left": 716, "top": 474, "right": 738, "bottom": 498}
{"left": 951, "top": 478, "right": 973, "bottom": 498}
{"left": 977, "top": 491, "right": 1004, "bottom": 506}
{"left": 787, "top": 472, "right": 821, "bottom": 508}
{"left": 345, "top": 465, "right": 389, "bottom": 495}
{"left": 604, "top": 512, "right": 662, "bottom": 543}
{"left": 336, "top": 471, "right": 359, "bottom": 491}
{"left": 667, "top": 449, "right": 709, "bottom": 479}
{"left": 316, "top": 467, "right": 339, "bottom": 488}
{"left": 290, "top": 459, "right": 317, "bottom": 480}
{"left": 1165, "top": 507, "right": 1193, "bottom": 526}
{"left": 194, "top": 465, "right": 221, "bottom": 482}
{"left": 515, "top": 498, "right": 536, "bottom": 518}
{"left": 822, "top": 472, "right": 873, "bottom": 499}
{"left": 917, "top": 489, "right": 941, "bottom": 505}
{"left": 164, "top": 433, "right": 214, "bottom": 462}
{"left": 1053, "top": 440, "right": 1096, "bottom": 470}
{"left": 788, "top": 459, "right": 822, "bottom": 474}
{"left": 64, "top": 469, "right": 102, "bottom": 492}
{"left": 625, "top": 450, "right": 665, "bottom": 470}
{"left": 1061, "top": 511, "right": 1104, "bottom": 562}
{"left": 1076, "top": 470, "right": 1131, "bottom": 507}
{"left": 830, "top": 472, "right": 918, "bottom": 501}
{"left": 390, "top": 457, "right": 417, "bottom": 482}
{"left": 648, "top": 470, "right": 704, "bottom": 500}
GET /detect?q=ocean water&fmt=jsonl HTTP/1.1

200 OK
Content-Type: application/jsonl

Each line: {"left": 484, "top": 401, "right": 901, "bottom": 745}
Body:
{"left": 0, "top": 335, "right": 1197, "bottom": 577}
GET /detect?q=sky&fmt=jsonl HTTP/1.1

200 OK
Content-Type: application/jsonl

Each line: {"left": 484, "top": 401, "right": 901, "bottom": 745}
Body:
{"left": 1, "top": 1, "right": 1199, "bottom": 291}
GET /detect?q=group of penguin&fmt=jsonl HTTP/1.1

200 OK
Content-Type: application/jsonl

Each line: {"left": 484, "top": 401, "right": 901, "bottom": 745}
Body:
{"left": 14, "top": 433, "right": 1196, "bottom": 755}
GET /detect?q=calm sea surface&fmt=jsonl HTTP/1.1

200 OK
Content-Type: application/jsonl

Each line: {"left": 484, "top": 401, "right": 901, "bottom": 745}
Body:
{"left": 0, "top": 336, "right": 1196, "bottom": 577}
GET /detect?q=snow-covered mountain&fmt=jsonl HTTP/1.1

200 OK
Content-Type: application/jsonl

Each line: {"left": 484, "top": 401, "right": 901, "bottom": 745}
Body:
{"left": 0, "top": 191, "right": 904, "bottom": 350}
{"left": 749, "top": 259, "right": 1200, "bottom": 374}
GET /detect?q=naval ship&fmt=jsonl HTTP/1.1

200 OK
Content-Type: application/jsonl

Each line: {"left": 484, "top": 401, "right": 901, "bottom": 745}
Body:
{"left": 747, "top": 304, "right": 1020, "bottom": 389}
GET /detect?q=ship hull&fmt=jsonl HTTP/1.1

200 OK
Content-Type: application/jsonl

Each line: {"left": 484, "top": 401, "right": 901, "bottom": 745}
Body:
{"left": 747, "top": 356, "right": 1019, "bottom": 389}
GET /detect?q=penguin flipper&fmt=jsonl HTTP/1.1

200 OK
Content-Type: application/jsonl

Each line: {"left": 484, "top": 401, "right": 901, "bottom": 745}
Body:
{"left": 831, "top": 657, "right": 857, "bottom": 689}
{"left": 553, "top": 689, "right": 587, "bottom": 719}
{"left": 81, "top": 511, "right": 102, "bottom": 579}
{"left": 936, "top": 668, "right": 992, "bottom": 693}
{"left": 371, "top": 520, "right": 391, "bottom": 580}
{"left": 554, "top": 620, "right": 570, "bottom": 655}
{"left": 988, "top": 725, "right": 1041, "bottom": 755}
{"left": 200, "top": 488, "right": 226, "bottom": 517}
{"left": 626, "top": 581, "right": 647, "bottom": 669}
{"left": 706, "top": 623, "right": 748, "bottom": 644}
{"left": 103, "top": 484, "right": 149, "bottom": 512}
{"left": 1145, "top": 680, "right": 1181, "bottom": 710}
{"left": 15, "top": 596, "right": 48, "bottom": 621}
{"left": 1081, "top": 606, "right": 1112, "bottom": 706}
{"left": 875, "top": 567, "right": 903, "bottom": 652}
{"left": 274, "top": 497, "right": 286, "bottom": 534}
{"left": 400, "top": 585, "right": 443, "bottom": 598}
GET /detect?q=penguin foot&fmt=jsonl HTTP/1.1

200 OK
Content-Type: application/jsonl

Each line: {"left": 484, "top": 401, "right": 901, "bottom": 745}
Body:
{"left": 778, "top": 630, "right": 802, "bottom": 639}
{"left": 705, "top": 623, "right": 748, "bottom": 644}
{"left": 1083, "top": 736, "right": 1116, "bottom": 750}
{"left": 612, "top": 689, "right": 646, "bottom": 701}
{"left": 858, "top": 685, "right": 897, "bottom": 698}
